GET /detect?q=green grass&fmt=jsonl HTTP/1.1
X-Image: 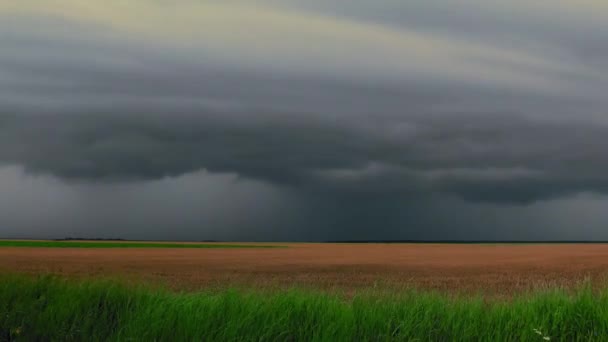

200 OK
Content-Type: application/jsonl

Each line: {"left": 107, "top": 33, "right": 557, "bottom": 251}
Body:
{"left": 0, "top": 240, "right": 282, "bottom": 249}
{"left": 1, "top": 276, "right": 607, "bottom": 341}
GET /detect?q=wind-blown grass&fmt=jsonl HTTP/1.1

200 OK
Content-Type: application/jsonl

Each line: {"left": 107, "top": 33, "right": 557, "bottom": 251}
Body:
{"left": 0, "top": 240, "right": 281, "bottom": 248}
{"left": 1, "top": 275, "right": 607, "bottom": 341}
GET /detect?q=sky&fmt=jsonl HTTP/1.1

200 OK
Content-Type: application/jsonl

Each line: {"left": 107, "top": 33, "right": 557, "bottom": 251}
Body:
{"left": 1, "top": 0, "right": 608, "bottom": 241}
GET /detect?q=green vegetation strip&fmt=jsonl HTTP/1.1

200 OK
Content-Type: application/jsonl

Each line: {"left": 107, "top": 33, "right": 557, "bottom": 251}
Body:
{"left": 1, "top": 276, "right": 607, "bottom": 341}
{"left": 0, "top": 240, "right": 281, "bottom": 248}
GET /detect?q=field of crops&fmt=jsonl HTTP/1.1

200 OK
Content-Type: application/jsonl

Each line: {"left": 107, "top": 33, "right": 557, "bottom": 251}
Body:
{"left": 2, "top": 242, "right": 608, "bottom": 295}
{"left": 2, "top": 275, "right": 607, "bottom": 341}
{"left": 3, "top": 242, "right": 608, "bottom": 340}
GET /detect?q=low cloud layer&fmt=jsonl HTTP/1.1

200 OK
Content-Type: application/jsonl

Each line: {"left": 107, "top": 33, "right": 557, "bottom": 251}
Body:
{"left": 1, "top": 1, "right": 607, "bottom": 240}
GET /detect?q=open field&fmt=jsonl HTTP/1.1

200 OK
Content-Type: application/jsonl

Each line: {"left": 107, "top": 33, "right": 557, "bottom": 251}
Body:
{"left": 1, "top": 275, "right": 606, "bottom": 341}
{"left": 3, "top": 243, "right": 608, "bottom": 340}
{"left": 2, "top": 242, "right": 608, "bottom": 295}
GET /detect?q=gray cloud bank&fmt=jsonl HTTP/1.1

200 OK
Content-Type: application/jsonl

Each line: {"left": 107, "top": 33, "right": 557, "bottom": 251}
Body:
{"left": 1, "top": 1, "right": 607, "bottom": 240}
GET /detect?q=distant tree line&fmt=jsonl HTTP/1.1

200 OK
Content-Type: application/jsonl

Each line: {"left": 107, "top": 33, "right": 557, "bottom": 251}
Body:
{"left": 55, "top": 237, "right": 126, "bottom": 241}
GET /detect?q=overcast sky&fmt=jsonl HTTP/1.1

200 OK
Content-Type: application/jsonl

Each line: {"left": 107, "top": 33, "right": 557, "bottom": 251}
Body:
{"left": 1, "top": 1, "right": 608, "bottom": 241}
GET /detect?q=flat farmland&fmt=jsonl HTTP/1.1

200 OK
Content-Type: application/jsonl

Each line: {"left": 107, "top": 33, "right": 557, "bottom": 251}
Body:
{"left": 2, "top": 243, "right": 608, "bottom": 295}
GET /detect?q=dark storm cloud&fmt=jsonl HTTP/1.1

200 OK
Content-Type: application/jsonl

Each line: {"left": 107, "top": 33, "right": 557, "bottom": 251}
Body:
{"left": 1, "top": 1, "right": 608, "bottom": 240}
{"left": 3, "top": 111, "right": 608, "bottom": 204}
{"left": 0, "top": 166, "right": 302, "bottom": 241}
